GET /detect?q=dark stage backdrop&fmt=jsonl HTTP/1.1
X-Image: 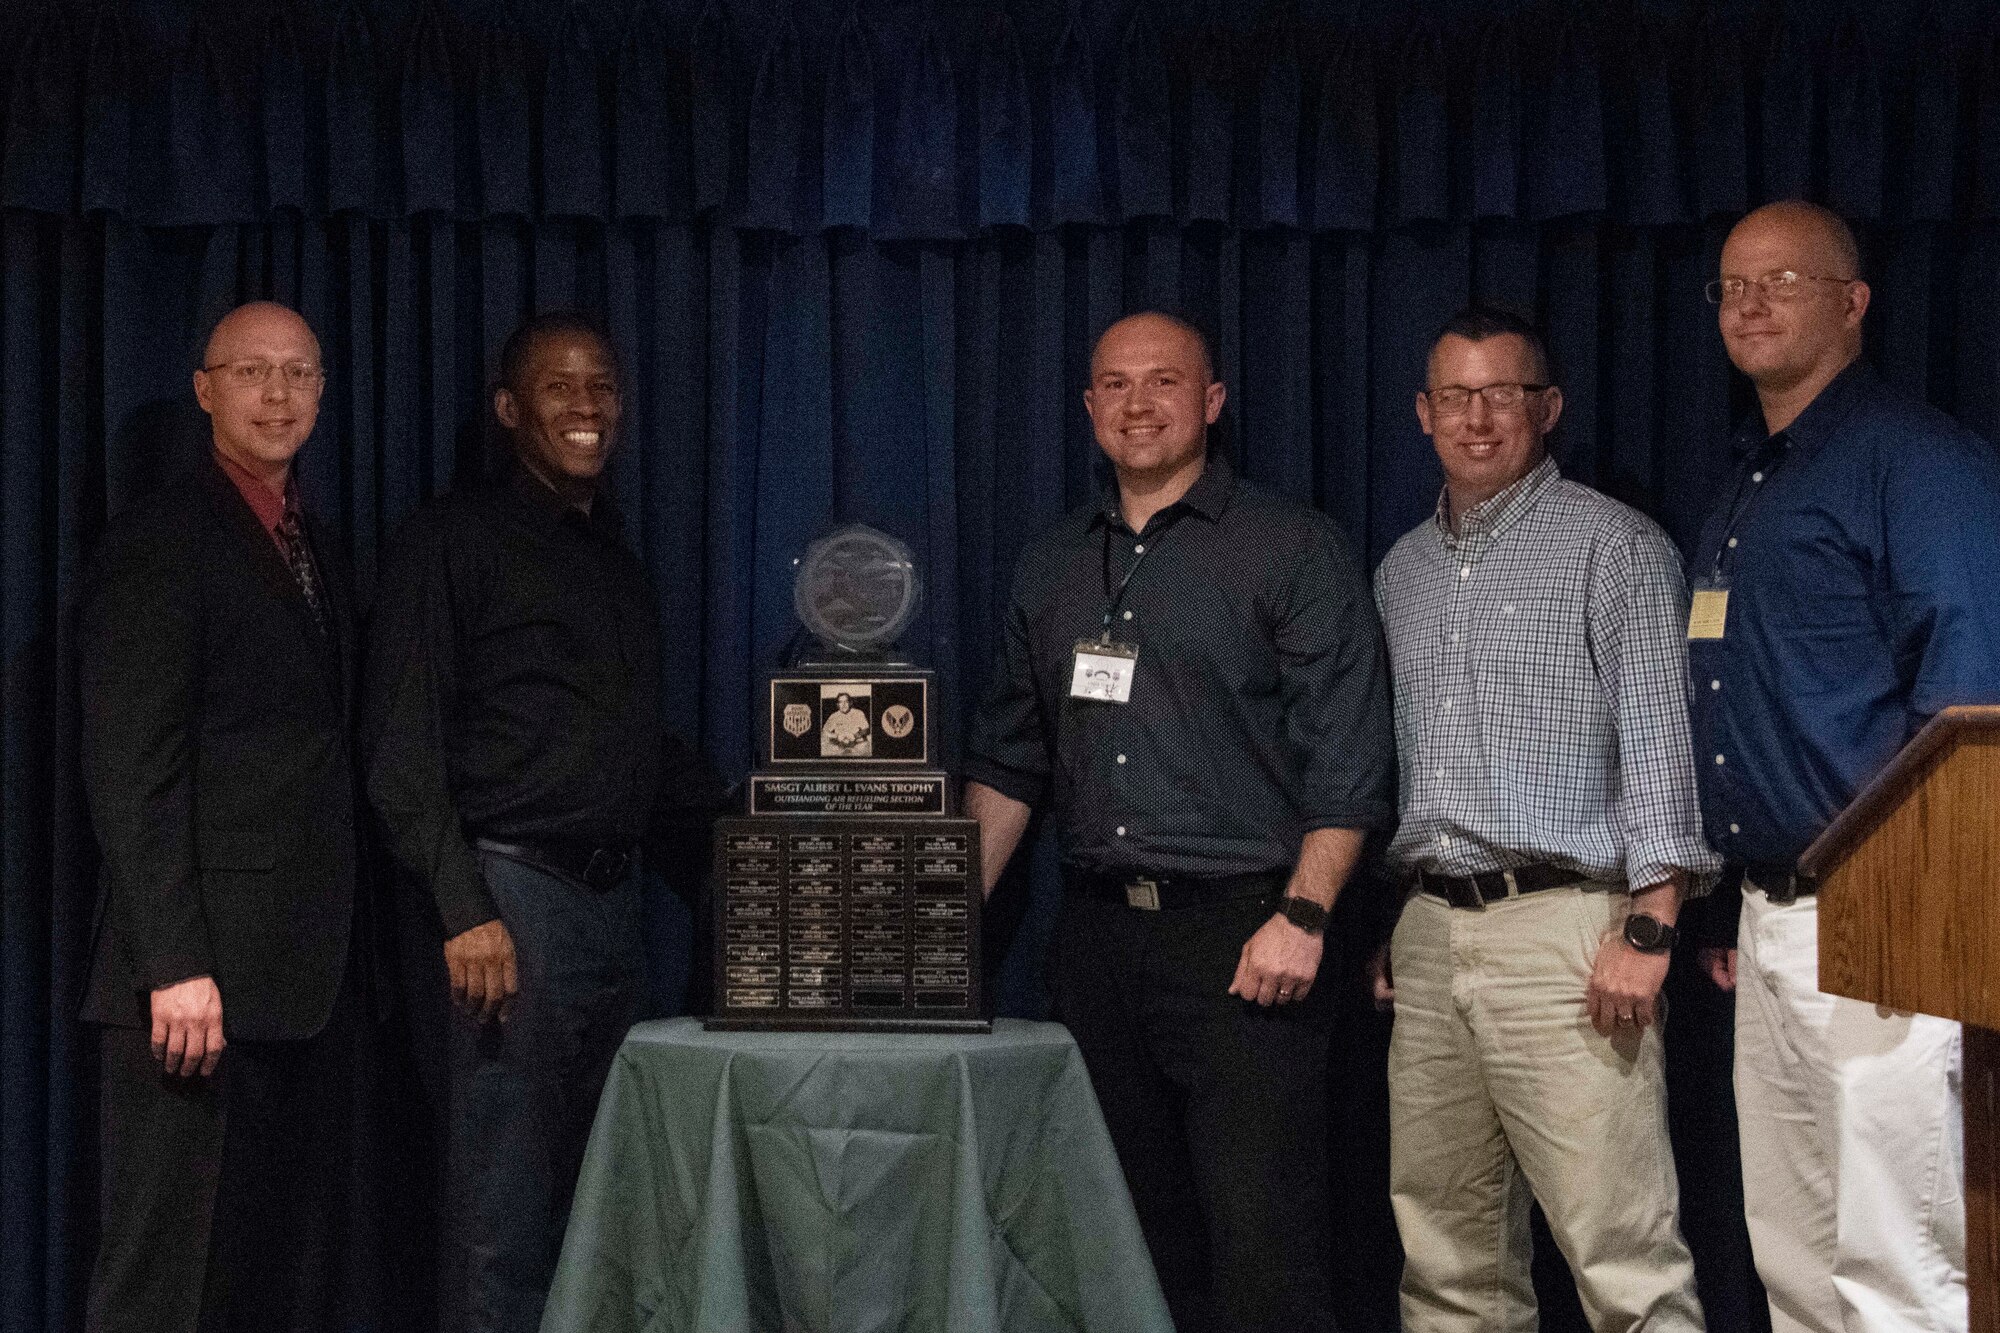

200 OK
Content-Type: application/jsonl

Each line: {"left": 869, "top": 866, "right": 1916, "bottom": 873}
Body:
{"left": 5, "top": 1, "right": 2000, "bottom": 1330}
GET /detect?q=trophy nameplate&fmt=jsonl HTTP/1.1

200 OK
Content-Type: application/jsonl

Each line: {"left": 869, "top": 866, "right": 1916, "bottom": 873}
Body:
{"left": 707, "top": 524, "right": 989, "bottom": 1033}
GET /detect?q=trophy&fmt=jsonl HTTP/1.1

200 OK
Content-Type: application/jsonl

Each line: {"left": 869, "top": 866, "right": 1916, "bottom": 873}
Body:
{"left": 707, "top": 525, "right": 987, "bottom": 1033}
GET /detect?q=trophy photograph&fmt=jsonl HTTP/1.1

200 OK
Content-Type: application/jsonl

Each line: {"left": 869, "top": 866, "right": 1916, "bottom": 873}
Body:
{"left": 708, "top": 525, "right": 987, "bottom": 1033}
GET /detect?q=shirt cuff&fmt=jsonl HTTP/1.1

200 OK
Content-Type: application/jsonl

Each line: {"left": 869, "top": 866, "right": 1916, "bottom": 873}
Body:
{"left": 431, "top": 850, "right": 500, "bottom": 940}
{"left": 960, "top": 755, "right": 1047, "bottom": 811}
{"left": 1301, "top": 802, "right": 1397, "bottom": 835}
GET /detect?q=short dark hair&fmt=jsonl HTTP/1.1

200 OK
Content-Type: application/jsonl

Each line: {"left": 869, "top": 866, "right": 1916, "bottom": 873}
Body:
{"left": 1094, "top": 309, "right": 1218, "bottom": 384}
{"left": 497, "top": 311, "right": 620, "bottom": 398}
{"left": 1432, "top": 306, "right": 1554, "bottom": 385}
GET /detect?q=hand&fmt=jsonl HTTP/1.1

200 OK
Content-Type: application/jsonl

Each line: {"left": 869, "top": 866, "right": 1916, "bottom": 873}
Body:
{"left": 1228, "top": 914, "right": 1323, "bottom": 1007}
{"left": 443, "top": 918, "right": 519, "bottom": 1024}
{"left": 151, "top": 976, "right": 225, "bottom": 1077}
{"left": 1699, "top": 946, "right": 1738, "bottom": 993}
{"left": 1369, "top": 942, "right": 1395, "bottom": 1011}
{"left": 1585, "top": 932, "right": 1671, "bottom": 1037}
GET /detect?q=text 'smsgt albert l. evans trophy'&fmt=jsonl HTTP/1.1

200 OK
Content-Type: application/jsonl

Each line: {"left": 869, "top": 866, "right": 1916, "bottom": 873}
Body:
{"left": 708, "top": 525, "right": 987, "bottom": 1032}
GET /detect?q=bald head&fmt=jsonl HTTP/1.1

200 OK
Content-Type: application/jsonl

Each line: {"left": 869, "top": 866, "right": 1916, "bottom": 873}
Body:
{"left": 1717, "top": 202, "right": 1870, "bottom": 431}
{"left": 1729, "top": 201, "right": 1862, "bottom": 283}
{"left": 1093, "top": 311, "right": 1216, "bottom": 385}
{"left": 193, "top": 301, "right": 326, "bottom": 487}
{"left": 203, "top": 301, "right": 320, "bottom": 370}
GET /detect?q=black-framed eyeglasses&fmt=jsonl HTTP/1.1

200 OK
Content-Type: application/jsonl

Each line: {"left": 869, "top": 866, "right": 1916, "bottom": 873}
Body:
{"left": 1424, "top": 382, "right": 1550, "bottom": 415}
{"left": 1705, "top": 271, "right": 1856, "bottom": 306}
{"left": 201, "top": 359, "right": 327, "bottom": 390}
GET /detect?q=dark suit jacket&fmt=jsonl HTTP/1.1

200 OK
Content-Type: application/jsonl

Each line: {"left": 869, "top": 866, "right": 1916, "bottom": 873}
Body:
{"left": 78, "top": 455, "right": 363, "bottom": 1042}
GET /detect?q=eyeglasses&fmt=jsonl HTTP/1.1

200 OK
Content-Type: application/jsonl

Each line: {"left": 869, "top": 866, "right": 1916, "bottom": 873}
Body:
{"left": 201, "top": 359, "right": 327, "bottom": 390}
{"left": 1705, "top": 271, "right": 1856, "bottom": 306}
{"left": 1424, "top": 383, "right": 1550, "bottom": 415}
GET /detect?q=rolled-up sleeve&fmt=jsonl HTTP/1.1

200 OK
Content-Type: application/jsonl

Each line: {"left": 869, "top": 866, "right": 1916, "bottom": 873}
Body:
{"left": 1276, "top": 520, "right": 1397, "bottom": 833}
{"left": 1589, "top": 524, "right": 1721, "bottom": 895}
{"left": 962, "top": 571, "right": 1053, "bottom": 809}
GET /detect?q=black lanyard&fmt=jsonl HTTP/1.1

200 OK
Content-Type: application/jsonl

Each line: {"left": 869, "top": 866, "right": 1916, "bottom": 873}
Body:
{"left": 1099, "top": 509, "right": 1186, "bottom": 638}
{"left": 1710, "top": 436, "right": 1789, "bottom": 582}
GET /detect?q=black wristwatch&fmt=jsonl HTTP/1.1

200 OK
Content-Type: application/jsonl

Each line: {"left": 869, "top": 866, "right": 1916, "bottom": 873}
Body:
{"left": 1622, "top": 912, "right": 1678, "bottom": 954}
{"left": 1278, "top": 894, "right": 1329, "bottom": 937}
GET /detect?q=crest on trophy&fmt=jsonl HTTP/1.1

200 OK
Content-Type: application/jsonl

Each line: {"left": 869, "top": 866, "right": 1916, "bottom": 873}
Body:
{"left": 792, "top": 524, "right": 922, "bottom": 661}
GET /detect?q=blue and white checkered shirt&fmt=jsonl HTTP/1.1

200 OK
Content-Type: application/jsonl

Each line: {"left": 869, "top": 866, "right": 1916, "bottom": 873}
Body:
{"left": 1374, "top": 457, "right": 1719, "bottom": 893}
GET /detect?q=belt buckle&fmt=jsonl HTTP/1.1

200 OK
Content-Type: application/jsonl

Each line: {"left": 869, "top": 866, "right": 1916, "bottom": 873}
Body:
{"left": 583, "top": 848, "right": 630, "bottom": 891}
{"left": 1444, "top": 874, "right": 1484, "bottom": 912}
{"left": 1125, "top": 877, "right": 1161, "bottom": 911}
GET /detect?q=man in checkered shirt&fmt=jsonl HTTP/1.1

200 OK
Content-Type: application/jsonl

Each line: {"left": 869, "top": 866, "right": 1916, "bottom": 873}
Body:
{"left": 1371, "top": 307, "right": 1719, "bottom": 1332}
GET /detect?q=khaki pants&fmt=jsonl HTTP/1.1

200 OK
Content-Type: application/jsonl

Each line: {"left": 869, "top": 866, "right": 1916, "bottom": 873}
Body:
{"left": 1388, "top": 886, "right": 1703, "bottom": 1333}
{"left": 1735, "top": 886, "right": 1967, "bottom": 1333}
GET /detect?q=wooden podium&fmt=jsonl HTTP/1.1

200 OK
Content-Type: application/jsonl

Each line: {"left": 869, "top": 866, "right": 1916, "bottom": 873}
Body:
{"left": 1799, "top": 705, "right": 2000, "bottom": 1331}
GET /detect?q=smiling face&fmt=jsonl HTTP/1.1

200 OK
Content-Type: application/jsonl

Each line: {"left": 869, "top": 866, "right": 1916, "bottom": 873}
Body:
{"left": 495, "top": 328, "right": 621, "bottom": 504}
{"left": 1415, "top": 332, "right": 1562, "bottom": 515}
{"left": 1083, "top": 314, "right": 1225, "bottom": 490}
{"left": 193, "top": 302, "right": 323, "bottom": 487}
{"left": 1717, "top": 205, "right": 1868, "bottom": 398}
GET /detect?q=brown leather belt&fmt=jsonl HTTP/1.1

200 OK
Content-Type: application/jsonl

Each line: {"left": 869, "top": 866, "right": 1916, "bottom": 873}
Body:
{"left": 1415, "top": 862, "right": 1586, "bottom": 911}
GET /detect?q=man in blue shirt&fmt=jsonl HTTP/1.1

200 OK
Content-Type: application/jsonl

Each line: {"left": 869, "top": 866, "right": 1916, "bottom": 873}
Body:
{"left": 1689, "top": 200, "right": 2000, "bottom": 1333}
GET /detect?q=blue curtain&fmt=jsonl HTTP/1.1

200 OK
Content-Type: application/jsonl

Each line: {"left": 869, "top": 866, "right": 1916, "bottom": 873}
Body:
{"left": 6, "top": 1, "right": 2000, "bottom": 1329}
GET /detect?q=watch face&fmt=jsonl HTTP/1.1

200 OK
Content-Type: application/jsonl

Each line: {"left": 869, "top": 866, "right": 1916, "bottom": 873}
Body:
{"left": 1624, "top": 914, "right": 1667, "bottom": 949}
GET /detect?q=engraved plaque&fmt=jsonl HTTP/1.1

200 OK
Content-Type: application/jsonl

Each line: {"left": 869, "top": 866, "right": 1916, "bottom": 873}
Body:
{"left": 710, "top": 816, "right": 984, "bottom": 1031}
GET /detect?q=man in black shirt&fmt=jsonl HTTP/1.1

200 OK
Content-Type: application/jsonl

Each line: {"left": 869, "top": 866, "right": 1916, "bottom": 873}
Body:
{"left": 365, "top": 313, "right": 688, "bottom": 1333}
{"left": 964, "top": 311, "right": 1395, "bottom": 1333}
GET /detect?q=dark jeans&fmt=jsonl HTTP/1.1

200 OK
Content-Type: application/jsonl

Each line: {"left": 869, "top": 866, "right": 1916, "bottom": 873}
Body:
{"left": 87, "top": 959, "right": 371, "bottom": 1333}
{"left": 1052, "top": 889, "right": 1340, "bottom": 1333}
{"left": 403, "top": 850, "right": 644, "bottom": 1333}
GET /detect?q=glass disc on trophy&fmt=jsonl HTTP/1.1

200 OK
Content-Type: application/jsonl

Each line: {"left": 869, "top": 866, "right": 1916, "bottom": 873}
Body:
{"left": 793, "top": 524, "right": 921, "bottom": 654}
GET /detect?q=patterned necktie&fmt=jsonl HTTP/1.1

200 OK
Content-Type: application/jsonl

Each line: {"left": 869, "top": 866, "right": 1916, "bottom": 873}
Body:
{"left": 276, "top": 503, "right": 329, "bottom": 635}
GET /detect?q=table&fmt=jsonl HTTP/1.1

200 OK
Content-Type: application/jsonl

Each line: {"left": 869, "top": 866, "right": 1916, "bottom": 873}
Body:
{"left": 541, "top": 1018, "right": 1174, "bottom": 1333}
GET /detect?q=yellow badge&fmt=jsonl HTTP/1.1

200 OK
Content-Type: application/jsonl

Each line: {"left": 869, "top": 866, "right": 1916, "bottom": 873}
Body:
{"left": 1687, "top": 588, "right": 1729, "bottom": 641}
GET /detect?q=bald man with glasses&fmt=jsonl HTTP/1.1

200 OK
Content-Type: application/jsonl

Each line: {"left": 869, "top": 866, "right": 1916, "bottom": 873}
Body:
{"left": 1689, "top": 200, "right": 2000, "bottom": 1333}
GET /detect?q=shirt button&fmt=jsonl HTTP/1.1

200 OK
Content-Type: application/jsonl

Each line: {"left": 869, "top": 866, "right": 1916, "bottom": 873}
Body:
{"left": 1435, "top": 767, "right": 1446, "bottom": 779}
{"left": 1116, "top": 754, "right": 1127, "bottom": 764}
{"left": 1134, "top": 543, "right": 1145, "bottom": 554}
{"left": 1437, "top": 833, "right": 1450, "bottom": 846}
{"left": 1710, "top": 679, "right": 1721, "bottom": 691}
{"left": 1752, "top": 471, "right": 1765, "bottom": 483}
{"left": 1459, "top": 565, "right": 1471, "bottom": 579}
{"left": 1727, "top": 537, "right": 1739, "bottom": 549}
{"left": 1441, "top": 699, "right": 1455, "bottom": 711}
{"left": 1503, "top": 603, "right": 1516, "bottom": 615}
{"left": 1715, "top": 754, "right": 1726, "bottom": 765}
{"left": 1451, "top": 631, "right": 1462, "bottom": 644}
{"left": 1730, "top": 822, "right": 1741, "bottom": 834}
{"left": 1115, "top": 826, "right": 1127, "bottom": 837}
{"left": 1122, "top": 610, "right": 1133, "bottom": 621}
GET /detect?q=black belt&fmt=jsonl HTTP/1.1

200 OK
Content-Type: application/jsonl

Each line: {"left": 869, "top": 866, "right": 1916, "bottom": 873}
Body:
{"left": 1064, "top": 867, "right": 1282, "bottom": 912}
{"left": 1414, "top": 862, "right": 1586, "bottom": 911}
{"left": 474, "top": 838, "right": 634, "bottom": 892}
{"left": 1745, "top": 863, "right": 1818, "bottom": 904}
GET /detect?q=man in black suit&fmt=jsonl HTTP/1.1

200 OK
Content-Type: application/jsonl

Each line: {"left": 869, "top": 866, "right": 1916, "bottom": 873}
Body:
{"left": 78, "top": 301, "right": 370, "bottom": 1333}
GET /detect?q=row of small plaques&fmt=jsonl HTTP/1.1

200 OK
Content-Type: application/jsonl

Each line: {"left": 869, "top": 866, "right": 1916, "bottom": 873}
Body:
{"left": 718, "top": 823, "right": 976, "bottom": 1019}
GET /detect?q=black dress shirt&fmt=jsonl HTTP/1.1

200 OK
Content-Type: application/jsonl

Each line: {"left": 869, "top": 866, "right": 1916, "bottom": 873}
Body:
{"left": 364, "top": 464, "right": 666, "bottom": 938}
{"left": 964, "top": 452, "right": 1395, "bottom": 878}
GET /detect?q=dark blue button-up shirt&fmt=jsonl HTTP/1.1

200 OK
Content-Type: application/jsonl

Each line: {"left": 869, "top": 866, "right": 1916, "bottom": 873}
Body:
{"left": 1688, "top": 361, "right": 2000, "bottom": 868}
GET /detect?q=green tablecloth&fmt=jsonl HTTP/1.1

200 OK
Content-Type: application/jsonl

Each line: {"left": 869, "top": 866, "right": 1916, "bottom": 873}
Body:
{"left": 542, "top": 1017, "right": 1174, "bottom": 1333}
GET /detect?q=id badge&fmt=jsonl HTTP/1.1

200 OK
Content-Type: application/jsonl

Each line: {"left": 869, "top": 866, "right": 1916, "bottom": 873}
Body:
{"left": 1688, "top": 576, "right": 1730, "bottom": 641}
{"left": 1071, "top": 639, "right": 1138, "bottom": 704}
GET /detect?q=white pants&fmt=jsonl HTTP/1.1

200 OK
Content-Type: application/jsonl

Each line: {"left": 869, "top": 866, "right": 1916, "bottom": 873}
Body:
{"left": 1735, "top": 886, "right": 1968, "bottom": 1333}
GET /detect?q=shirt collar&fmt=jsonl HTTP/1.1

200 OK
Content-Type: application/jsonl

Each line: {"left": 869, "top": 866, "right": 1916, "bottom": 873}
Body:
{"left": 506, "top": 458, "right": 621, "bottom": 537}
{"left": 212, "top": 448, "right": 295, "bottom": 538}
{"left": 1729, "top": 358, "right": 1875, "bottom": 459}
{"left": 1092, "top": 450, "right": 1237, "bottom": 532}
{"left": 1434, "top": 454, "right": 1559, "bottom": 547}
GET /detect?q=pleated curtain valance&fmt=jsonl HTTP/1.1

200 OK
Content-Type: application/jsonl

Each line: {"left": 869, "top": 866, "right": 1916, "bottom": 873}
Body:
{"left": 4, "top": 0, "right": 1998, "bottom": 232}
